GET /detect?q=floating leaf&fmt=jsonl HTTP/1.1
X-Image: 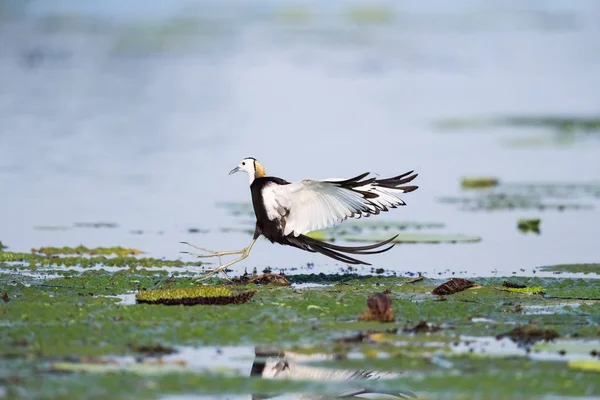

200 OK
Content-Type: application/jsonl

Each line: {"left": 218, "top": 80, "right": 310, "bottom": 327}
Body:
{"left": 500, "top": 286, "right": 545, "bottom": 295}
{"left": 432, "top": 278, "right": 478, "bottom": 295}
{"left": 305, "top": 229, "right": 337, "bottom": 241}
{"left": 568, "top": 360, "right": 600, "bottom": 372}
{"left": 347, "top": 5, "right": 393, "bottom": 24}
{"left": 332, "top": 220, "right": 445, "bottom": 232}
{"left": 438, "top": 193, "right": 593, "bottom": 212}
{"left": 437, "top": 115, "right": 600, "bottom": 134}
{"left": 131, "top": 344, "right": 175, "bottom": 356}
{"left": 136, "top": 286, "right": 256, "bottom": 306}
{"left": 496, "top": 325, "right": 560, "bottom": 346}
{"left": 538, "top": 263, "right": 600, "bottom": 275}
{"left": 34, "top": 226, "right": 70, "bottom": 231}
{"left": 52, "top": 360, "right": 186, "bottom": 375}
{"left": 502, "top": 281, "right": 527, "bottom": 289}
{"left": 32, "top": 246, "right": 143, "bottom": 257}
{"left": 403, "top": 320, "right": 441, "bottom": 334}
{"left": 518, "top": 218, "right": 541, "bottom": 234}
{"left": 461, "top": 177, "right": 499, "bottom": 189}
{"left": 74, "top": 222, "right": 118, "bottom": 229}
{"left": 230, "top": 273, "right": 291, "bottom": 286}
{"left": 345, "top": 233, "right": 481, "bottom": 244}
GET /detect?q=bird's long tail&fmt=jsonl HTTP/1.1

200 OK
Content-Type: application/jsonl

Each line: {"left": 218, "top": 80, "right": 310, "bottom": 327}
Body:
{"left": 285, "top": 234, "right": 397, "bottom": 265}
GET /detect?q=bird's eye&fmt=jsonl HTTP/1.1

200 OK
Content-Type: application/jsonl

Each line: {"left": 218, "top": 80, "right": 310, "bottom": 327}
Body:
{"left": 242, "top": 162, "right": 245, "bottom": 165}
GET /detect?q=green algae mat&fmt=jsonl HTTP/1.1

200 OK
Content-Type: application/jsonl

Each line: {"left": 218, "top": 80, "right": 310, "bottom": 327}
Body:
{"left": 1, "top": 250, "right": 599, "bottom": 399}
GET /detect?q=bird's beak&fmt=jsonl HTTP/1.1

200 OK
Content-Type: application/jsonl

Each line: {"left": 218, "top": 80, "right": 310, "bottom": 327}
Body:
{"left": 229, "top": 166, "right": 240, "bottom": 175}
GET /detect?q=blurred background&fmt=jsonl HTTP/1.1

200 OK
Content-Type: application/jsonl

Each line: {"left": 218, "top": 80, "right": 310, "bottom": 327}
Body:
{"left": 1, "top": 0, "right": 599, "bottom": 277}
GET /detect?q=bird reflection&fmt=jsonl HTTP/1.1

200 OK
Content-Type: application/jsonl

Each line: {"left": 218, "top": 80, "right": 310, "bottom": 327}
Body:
{"left": 250, "top": 347, "right": 418, "bottom": 400}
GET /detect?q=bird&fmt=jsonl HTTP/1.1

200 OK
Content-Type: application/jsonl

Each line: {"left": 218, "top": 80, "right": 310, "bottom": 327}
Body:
{"left": 182, "top": 157, "right": 418, "bottom": 279}
{"left": 250, "top": 347, "right": 418, "bottom": 399}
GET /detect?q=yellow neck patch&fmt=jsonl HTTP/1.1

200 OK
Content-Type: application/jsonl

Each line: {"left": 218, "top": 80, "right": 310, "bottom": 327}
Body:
{"left": 254, "top": 160, "right": 266, "bottom": 178}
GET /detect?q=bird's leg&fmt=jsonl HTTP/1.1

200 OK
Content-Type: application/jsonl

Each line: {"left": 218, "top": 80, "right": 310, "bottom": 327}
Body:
{"left": 196, "top": 238, "right": 257, "bottom": 281}
{"left": 180, "top": 241, "right": 246, "bottom": 258}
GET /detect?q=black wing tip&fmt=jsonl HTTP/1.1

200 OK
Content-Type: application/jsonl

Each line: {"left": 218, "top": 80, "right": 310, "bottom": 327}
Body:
{"left": 285, "top": 234, "right": 399, "bottom": 265}
{"left": 374, "top": 170, "right": 419, "bottom": 190}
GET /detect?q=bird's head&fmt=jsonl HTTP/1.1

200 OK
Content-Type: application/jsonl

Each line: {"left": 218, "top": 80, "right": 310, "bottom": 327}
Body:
{"left": 229, "top": 157, "right": 266, "bottom": 184}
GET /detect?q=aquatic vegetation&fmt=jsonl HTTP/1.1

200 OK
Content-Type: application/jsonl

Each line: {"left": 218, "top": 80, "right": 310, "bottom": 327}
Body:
{"left": 346, "top": 5, "right": 393, "bottom": 24}
{"left": 0, "top": 245, "right": 203, "bottom": 270}
{"left": 496, "top": 325, "right": 560, "bottom": 346}
{"left": 327, "top": 219, "right": 446, "bottom": 232}
{"left": 218, "top": 201, "right": 476, "bottom": 246}
{"left": 518, "top": 218, "right": 541, "bottom": 234}
{"left": 440, "top": 181, "right": 598, "bottom": 212}
{"left": 461, "top": 177, "right": 499, "bottom": 189}
{"left": 74, "top": 222, "right": 118, "bottom": 229}
{"left": 32, "top": 246, "right": 143, "bottom": 256}
{"left": 2, "top": 255, "right": 599, "bottom": 399}
{"left": 500, "top": 285, "right": 545, "bottom": 295}
{"left": 230, "top": 273, "right": 291, "bottom": 286}
{"left": 437, "top": 115, "right": 600, "bottom": 134}
{"left": 437, "top": 115, "right": 600, "bottom": 148}
{"left": 568, "top": 359, "right": 600, "bottom": 372}
{"left": 136, "top": 286, "right": 256, "bottom": 306}
{"left": 432, "top": 278, "right": 478, "bottom": 295}
{"left": 538, "top": 263, "right": 600, "bottom": 275}
{"left": 345, "top": 233, "right": 481, "bottom": 244}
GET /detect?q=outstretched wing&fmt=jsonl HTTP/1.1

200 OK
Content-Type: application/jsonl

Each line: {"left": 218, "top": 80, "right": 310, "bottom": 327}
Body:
{"left": 261, "top": 171, "right": 418, "bottom": 237}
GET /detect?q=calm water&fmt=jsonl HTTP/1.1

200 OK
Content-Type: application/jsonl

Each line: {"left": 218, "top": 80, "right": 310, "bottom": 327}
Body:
{"left": 1, "top": 0, "right": 599, "bottom": 277}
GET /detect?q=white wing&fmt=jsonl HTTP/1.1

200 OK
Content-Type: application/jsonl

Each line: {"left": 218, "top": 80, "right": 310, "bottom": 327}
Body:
{"left": 261, "top": 171, "right": 418, "bottom": 237}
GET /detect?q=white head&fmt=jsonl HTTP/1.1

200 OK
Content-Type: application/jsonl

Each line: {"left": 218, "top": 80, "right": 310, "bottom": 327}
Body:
{"left": 229, "top": 157, "right": 266, "bottom": 184}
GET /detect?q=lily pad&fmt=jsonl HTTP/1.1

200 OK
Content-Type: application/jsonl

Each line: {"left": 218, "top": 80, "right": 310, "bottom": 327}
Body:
{"left": 53, "top": 360, "right": 187, "bottom": 375}
{"left": 346, "top": 5, "right": 393, "bottom": 24}
{"left": 32, "top": 246, "right": 143, "bottom": 256}
{"left": 568, "top": 359, "right": 600, "bottom": 372}
{"left": 437, "top": 115, "right": 600, "bottom": 134}
{"left": 344, "top": 233, "right": 481, "bottom": 244}
{"left": 439, "top": 181, "right": 597, "bottom": 212}
{"left": 330, "top": 219, "right": 445, "bottom": 232}
{"left": 518, "top": 218, "right": 541, "bottom": 234}
{"left": 538, "top": 263, "right": 600, "bottom": 275}
{"left": 74, "top": 222, "right": 118, "bottom": 229}
{"left": 136, "top": 286, "right": 256, "bottom": 306}
{"left": 34, "top": 226, "right": 70, "bottom": 231}
{"left": 461, "top": 177, "right": 499, "bottom": 189}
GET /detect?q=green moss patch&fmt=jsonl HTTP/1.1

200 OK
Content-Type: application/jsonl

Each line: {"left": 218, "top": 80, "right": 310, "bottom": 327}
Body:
{"left": 135, "top": 286, "right": 256, "bottom": 306}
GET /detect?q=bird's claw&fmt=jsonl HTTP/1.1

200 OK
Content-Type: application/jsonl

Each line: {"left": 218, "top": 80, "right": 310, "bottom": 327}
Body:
{"left": 180, "top": 242, "right": 244, "bottom": 259}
